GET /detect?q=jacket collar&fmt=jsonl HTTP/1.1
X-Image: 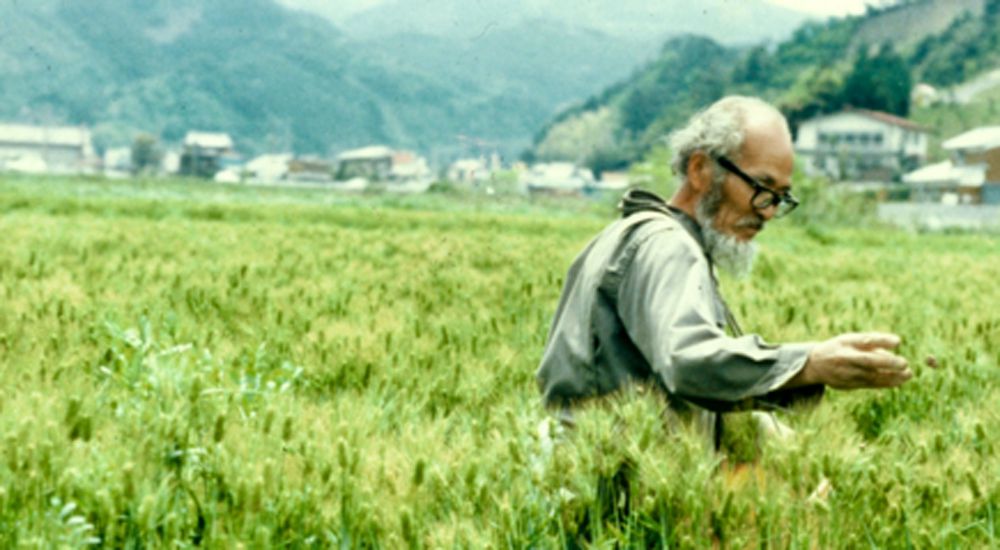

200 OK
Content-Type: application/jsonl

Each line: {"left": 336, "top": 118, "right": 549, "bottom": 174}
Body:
{"left": 618, "top": 188, "right": 708, "bottom": 254}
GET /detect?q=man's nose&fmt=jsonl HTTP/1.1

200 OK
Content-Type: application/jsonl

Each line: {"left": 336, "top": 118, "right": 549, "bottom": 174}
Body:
{"left": 758, "top": 203, "right": 778, "bottom": 221}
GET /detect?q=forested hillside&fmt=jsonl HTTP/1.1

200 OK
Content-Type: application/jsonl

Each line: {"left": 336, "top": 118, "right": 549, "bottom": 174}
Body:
{"left": 530, "top": 0, "right": 1000, "bottom": 172}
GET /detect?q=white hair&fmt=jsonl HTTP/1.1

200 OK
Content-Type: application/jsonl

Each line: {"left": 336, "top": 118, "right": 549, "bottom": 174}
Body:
{"left": 669, "top": 96, "right": 785, "bottom": 182}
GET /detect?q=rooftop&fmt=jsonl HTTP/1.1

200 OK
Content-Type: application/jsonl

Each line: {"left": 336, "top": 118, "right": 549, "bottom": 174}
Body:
{"left": 804, "top": 109, "right": 926, "bottom": 132}
{"left": 0, "top": 123, "right": 92, "bottom": 147}
{"left": 849, "top": 108, "right": 927, "bottom": 132}
{"left": 902, "top": 160, "right": 985, "bottom": 187}
{"left": 942, "top": 126, "right": 1000, "bottom": 151}
{"left": 184, "top": 131, "right": 234, "bottom": 150}
{"left": 337, "top": 145, "right": 393, "bottom": 161}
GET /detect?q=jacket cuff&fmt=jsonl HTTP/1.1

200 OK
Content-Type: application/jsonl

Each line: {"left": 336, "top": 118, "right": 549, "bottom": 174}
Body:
{"left": 765, "top": 342, "right": 816, "bottom": 392}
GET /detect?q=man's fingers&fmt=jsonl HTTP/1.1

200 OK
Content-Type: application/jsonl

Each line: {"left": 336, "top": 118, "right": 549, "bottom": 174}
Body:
{"left": 870, "top": 367, "right": 913, "bottom": 388}
{"left": 844, "top": 366, "right": 912, "bottom": 389}
{"left": 839, "top": 332, "right": 902, "bottom": 351}
{"left": 849, "top": 349, "right": 909, "bottom": 371}
{"left": 833, "top": 366, "right": 912, "bottom": 390}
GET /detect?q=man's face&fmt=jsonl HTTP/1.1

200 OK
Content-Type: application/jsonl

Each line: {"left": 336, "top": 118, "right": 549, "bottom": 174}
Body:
{"left": 710, "top": 119, "right": 795, "bottom": 242}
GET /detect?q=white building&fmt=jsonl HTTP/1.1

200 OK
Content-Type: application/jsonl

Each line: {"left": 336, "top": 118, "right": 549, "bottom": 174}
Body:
{"left": 587, "top": 171, "right": 631, "bottom": 197}
{"left": 103, "top": 147, "right": 133, "bottom": 178}
{"left": 903, "top": 126, "right": 1000, "bottom": 204}
{"left": 0, "top": 123, "right": 97, "bottom": 174}
{"left": 522, "top": 162, "right": 594, "bottom": 196}
{"left": 388, "top": 150, "right": 433, "bottom": 192}
{"left": 245, "top": 154, "right": 292, "bottom": 184}
{"left": 389, "top": 150, "right": 430, "bottom": 181}
{"left": 910, "top": 83, "right": 940, "bottom": 108}
{"left": 447, "top": 158, "right": 490, "bottom": 185}
{"left": 795, "top": 109, "right": 928, "bottom": 182}
{"left": 161, "top": 151, "right": 181, "bottom": 175}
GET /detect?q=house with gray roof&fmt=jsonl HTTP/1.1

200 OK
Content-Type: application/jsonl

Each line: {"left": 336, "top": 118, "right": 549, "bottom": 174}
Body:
{"left": 0, "top": 123, "right": 97, "bottom": 174}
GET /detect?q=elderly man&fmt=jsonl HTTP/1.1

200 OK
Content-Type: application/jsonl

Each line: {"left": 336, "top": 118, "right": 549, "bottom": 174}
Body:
{"left": 537, "top": 96, "right": 912, "bottom": 442}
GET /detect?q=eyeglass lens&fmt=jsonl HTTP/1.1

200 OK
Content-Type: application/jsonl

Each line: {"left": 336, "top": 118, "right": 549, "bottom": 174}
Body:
{"left": 752, "top": 191, "right": 794, "bottom": 216}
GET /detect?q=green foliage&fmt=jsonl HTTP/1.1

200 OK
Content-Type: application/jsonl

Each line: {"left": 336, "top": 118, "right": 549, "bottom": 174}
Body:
{"left": 618, "top": 36, "right": 729, "bottom": 140}
{"left": 535, "top": 35, "right": 730, "bottom": 168}
{"left": 911, "top": 86, "right": 1000, "bottom": 162}
{"left": 130, "top": 134, "right": 162, "bottom": 176}
{"left": 627, "top": 146, "right": 677, "bottom": 199}
{"left": 779, "top": 66, "right": 849, "bottom": 132}
{"left": 911, "top": 4, "right": 1000, "bottom": 86}
{"left": 842, "top": 44, "right": 912, "bottom": 116}
{"left": 767, "top": 18, "right": 861, "bottom": 90}
{"left": 532, "top": 15, "right": 864, "bottom": 164}
{"left": 426, "top": 179, "right": 463, "bottom": 195}
{"left": 731, "top": 46, "right": 774, "bottom": 87}
{"left": 584, "top": 145, "right": 635, "bottom": 177}
{"left": 533, "top": 1, "right": 1000, "bottom": 167}
{"left": 179, "top": 151, "right": 220, "bottom": 180}
{"left": 533, "top": 107, "right": 621, "bottom": 164}
{"left": 2, "top": 174, "right": 1000, "bottom": 547}
{"left": 788, "top": 167, "right": 877, "bottom": 227}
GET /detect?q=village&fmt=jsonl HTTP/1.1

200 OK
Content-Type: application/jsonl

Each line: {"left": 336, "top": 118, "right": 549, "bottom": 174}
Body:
{"left": 5, "top": 0, "right": 1000, "bottom": 544}
{"left": 1, "top": 105, "right": 1000, "bottom": 206}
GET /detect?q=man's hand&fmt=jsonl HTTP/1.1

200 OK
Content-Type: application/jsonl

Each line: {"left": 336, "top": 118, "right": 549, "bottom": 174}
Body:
{"left": 790, "top": 332, "right": 912, "bottom": 390}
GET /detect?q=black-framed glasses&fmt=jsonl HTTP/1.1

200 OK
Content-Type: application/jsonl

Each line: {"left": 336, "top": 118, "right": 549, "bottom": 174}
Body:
{"left": 715, "top": 156, "right": 799, "bottom": 218}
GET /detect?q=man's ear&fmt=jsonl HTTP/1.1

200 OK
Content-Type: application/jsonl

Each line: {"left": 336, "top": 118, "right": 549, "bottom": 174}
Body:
{"left": 686, "top": 151, "right": 713, "bottom": 194}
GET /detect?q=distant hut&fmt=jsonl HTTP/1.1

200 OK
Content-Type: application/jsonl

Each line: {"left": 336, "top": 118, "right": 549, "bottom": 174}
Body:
{"left": 180, "top": 131, "right": 235, "bottom": 178}
{"left": 335, "top": 145, "right": 393, "bottom": 182}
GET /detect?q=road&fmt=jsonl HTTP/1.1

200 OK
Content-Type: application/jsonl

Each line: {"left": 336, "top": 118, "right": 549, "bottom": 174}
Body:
{"left": 877, "top": 203, "right": 1000, "bottom": 230}
{"left": 949, "top": 68, "right": 1000, "bottom": 104}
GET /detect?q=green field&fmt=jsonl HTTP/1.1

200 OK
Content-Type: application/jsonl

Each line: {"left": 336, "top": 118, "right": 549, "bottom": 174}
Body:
{"left": 1, "top": 176, "right": 998, "bottom": 547}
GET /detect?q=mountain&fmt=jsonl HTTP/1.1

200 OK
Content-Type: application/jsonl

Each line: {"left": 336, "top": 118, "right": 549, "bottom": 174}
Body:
{"left": 529, "top": 0, "right": 1000, "bottom": 170}
{"left": 336, "top": 0, "right": 812, "bottom": 115}
{"left": 338, "top": 0, "right": 810, "bottom": 46}
{"left": 0, "top": 0, "right": 825, "bottom": 161}
{"left": 359, "top": 19, "right": 654, "bottom": 145}
{"left": 0, "top": 0, "right": 810, "bottom": 161}
{"left": 0, "top": 0, "right": 566, "bottom": 158}
{"left": 531, "top": 34, "right": 731, "bottom": 164}
{"left": 329, "top": 0, "right": 812, "bottom": 159}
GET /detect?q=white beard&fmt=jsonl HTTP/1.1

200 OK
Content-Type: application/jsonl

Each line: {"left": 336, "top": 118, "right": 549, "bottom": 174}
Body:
{"left": 695, "top": 190, "right": 758, "bottom": 279}
{"left": 699, "top": 221, "right": 757, "bottom": 279}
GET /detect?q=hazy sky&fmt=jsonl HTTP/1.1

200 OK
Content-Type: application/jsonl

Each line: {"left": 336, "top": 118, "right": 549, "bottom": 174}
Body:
{"left": 279, "top": 0, "right": 885, "bottom": 22}
{"left": 764, "top": 0, "right": 880, "bottom": 16}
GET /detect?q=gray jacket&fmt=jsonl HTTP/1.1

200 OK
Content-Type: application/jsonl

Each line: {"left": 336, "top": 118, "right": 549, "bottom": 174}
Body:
{"left": 537, "top": 190, "right": 823, "bottom": 416}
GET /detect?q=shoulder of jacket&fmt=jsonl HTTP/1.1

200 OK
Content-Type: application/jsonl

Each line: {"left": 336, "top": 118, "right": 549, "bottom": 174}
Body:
{"left": 630, "top": 216, "right": 705, "bottom": 264}
{"left": 616, "top": 211, "right": 679, "bottom": 238}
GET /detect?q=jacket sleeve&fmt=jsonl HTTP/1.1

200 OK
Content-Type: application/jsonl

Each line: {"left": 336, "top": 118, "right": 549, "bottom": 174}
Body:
{"left": 616, "top": 229, "right": 818, "bottom": 409}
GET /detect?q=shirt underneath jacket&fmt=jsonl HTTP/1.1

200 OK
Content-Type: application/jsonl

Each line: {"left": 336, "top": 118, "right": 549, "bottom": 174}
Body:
{"left": 536, "top": 189, "right": 823, "bottom": 426}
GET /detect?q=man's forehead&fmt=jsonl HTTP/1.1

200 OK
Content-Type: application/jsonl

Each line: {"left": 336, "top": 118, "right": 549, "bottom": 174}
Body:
{"left": 738, "top": 123, "right": 795, "bottom": 191}
{"left": 742, "top": 112, "right": 792, "bottom": 146}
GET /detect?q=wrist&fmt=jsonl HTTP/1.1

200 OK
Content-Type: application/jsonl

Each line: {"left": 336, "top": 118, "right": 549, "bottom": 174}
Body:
{"left": 783, "top": 360, "right": 818, "bottom": 389}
